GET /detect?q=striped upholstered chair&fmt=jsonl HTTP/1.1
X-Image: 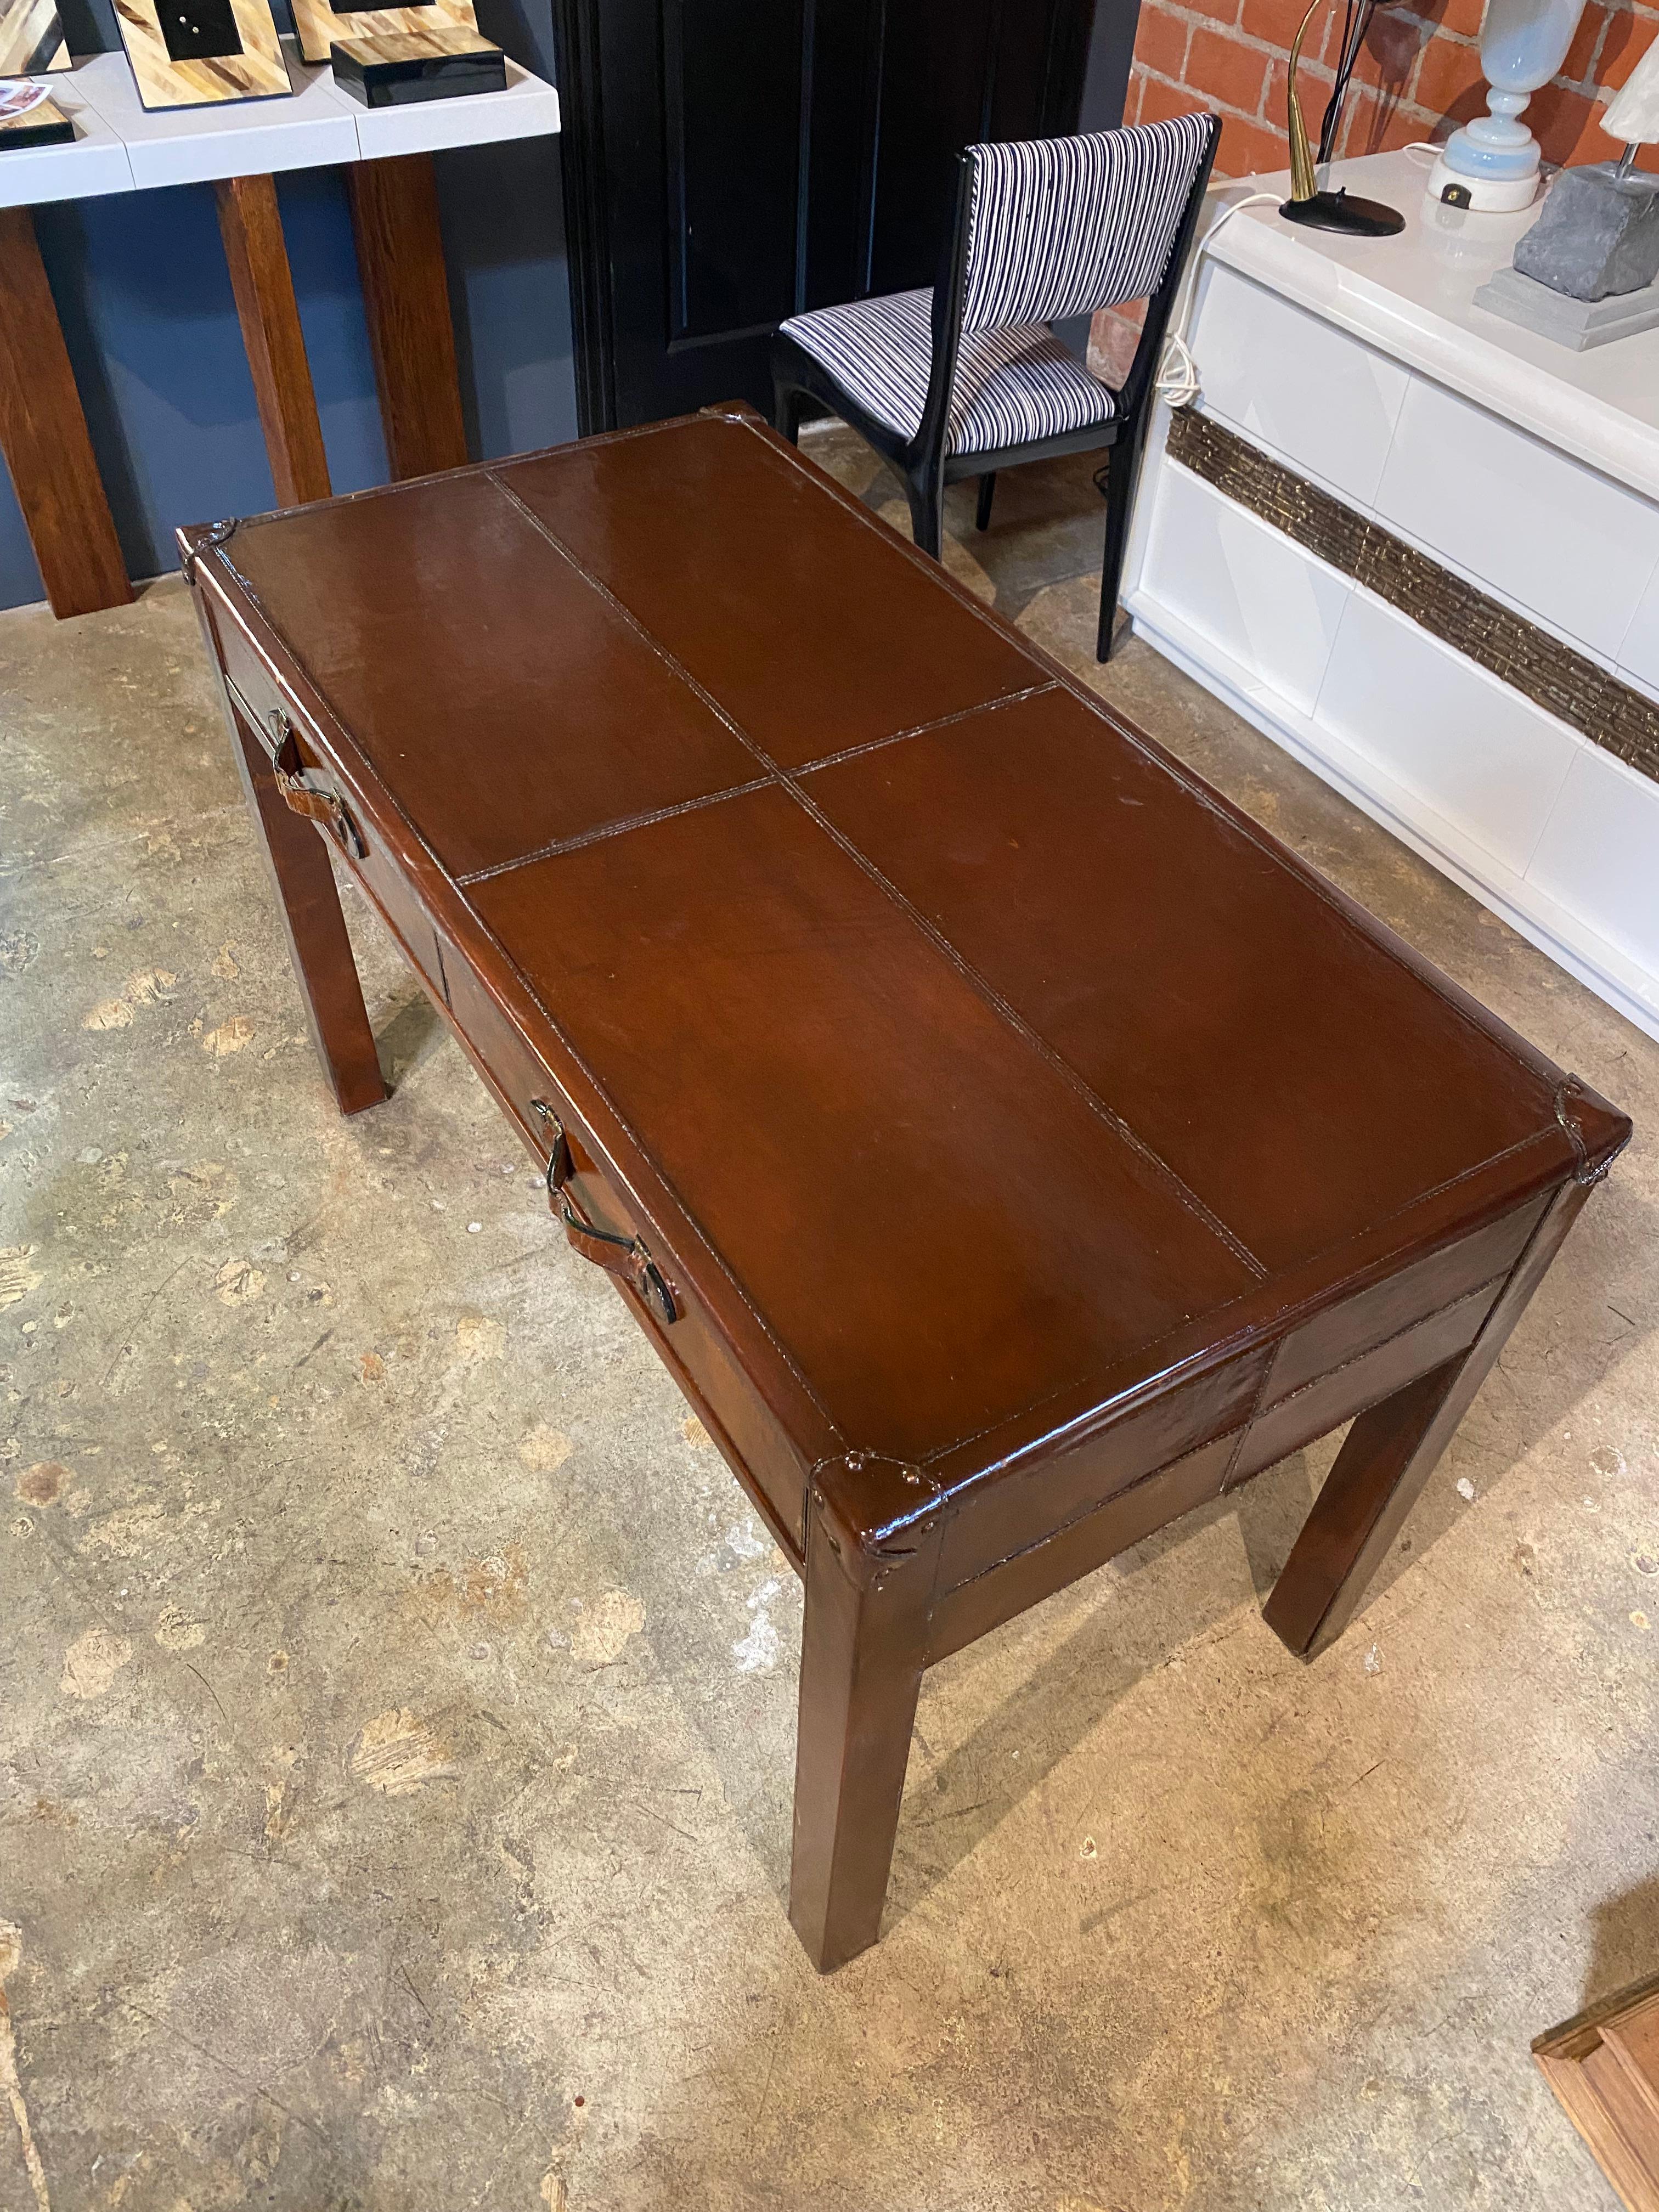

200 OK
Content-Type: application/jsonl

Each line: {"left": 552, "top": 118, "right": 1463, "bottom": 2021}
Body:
{"left": 771, "top": 111, "right": 1220, "bottom": 661}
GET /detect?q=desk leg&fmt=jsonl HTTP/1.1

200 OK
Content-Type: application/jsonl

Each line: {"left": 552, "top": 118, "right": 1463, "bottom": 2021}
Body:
{"left": 216, "top": 174, "right": 332, "bottom": 509}
{"left": 789, "top": 1479, "right": 942, "bottom": 1973}
{"left": 346, "top": 154, "right": 469, "bottom": 481}
{"left": 208, "top": 658, "right": 386, "bottom": 1118}
{"left": 1265, "top": 1180, "right": 1590, "bottom": 1661}
{"left": 0, "top": 207, "right": 133, "bottom": 619}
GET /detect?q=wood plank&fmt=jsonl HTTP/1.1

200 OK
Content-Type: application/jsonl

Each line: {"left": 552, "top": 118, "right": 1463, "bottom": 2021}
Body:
{"left": 0, "top": 206, "right": 133, "bottom": 619}
{"left": 1537, "top": 1972, "right": 1659, "bottom": 2212}
{"left": 346, "top": 153, "right": 469, "bottom": 482}
{"left": 215, "top": 173, "right": 331, "bottom": 510}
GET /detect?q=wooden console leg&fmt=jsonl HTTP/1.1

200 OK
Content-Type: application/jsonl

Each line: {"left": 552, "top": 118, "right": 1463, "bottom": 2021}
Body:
{"left": 0, "top": 207, "right": 133, "bottom": 619}
{"left": 789, "top": 1471, "right": 943, "bottom": 1973}
{"left": 211, "top": 667, "right": 386, "bottom": 1118}
{"left": 1265, "top": 1180, "right": 1591, "bottom": 1661}
{"left": 216, "top": 174, "right": 332, "bottom": 509}
{"left": 346, "top": 154, "right": 469, "bottom": 481}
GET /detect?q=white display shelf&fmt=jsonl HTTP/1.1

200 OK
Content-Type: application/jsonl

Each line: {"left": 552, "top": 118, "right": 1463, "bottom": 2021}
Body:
{"left": 71, "top": 41, "right": 358, "bottom": 189}
{"left": 349, "top": 54, "right": 560, "bottom": 161}
{"left": 0, "top": 38, "right": 558, "bottom": 202}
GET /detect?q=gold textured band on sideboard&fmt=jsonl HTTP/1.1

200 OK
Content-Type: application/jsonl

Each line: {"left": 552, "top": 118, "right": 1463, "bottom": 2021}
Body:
{"left": 1165, "top": 405, "right": 1659, "bottom": 789}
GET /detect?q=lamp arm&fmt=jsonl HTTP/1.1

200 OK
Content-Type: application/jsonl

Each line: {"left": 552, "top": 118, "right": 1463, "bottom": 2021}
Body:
{"left": 1286, "top": 0, "right": 1324, "bottom": 202}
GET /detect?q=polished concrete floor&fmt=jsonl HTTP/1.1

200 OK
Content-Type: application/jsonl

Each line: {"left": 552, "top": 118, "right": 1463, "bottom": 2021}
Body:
{"left": 2, "top": 426, "right": 1656, "bottom": 2212}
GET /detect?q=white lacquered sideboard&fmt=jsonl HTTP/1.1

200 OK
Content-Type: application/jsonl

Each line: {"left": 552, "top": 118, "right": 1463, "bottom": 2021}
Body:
{"left": 1124, "top": 148, "right": 1659, "bottom": 1045}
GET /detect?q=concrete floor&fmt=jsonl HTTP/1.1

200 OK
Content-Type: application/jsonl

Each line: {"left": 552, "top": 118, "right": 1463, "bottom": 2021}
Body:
{"left": 1, "top": 425, "right": 1656, "bottom": 2212}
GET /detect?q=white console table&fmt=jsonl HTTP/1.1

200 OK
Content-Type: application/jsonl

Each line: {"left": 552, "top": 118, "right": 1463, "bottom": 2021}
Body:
{"left": 0, "top": 42, "right": 559, "bottom": 618}
{"left": 1125, "top": 148, "right": 1659, "bottom": 1045}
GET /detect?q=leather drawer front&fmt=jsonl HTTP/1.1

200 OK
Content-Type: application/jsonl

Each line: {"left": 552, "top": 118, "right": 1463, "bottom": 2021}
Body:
{"left": 929, "top": 1433, "right": 1238, "bottom": 1662}
{"left": 1265, "top": 1195, "right": 1547, "bottom": 1407}
{"left": 210, "top": 597, "right": 291, "bottom": 741}
{"left": 442, "top": 955, "right": 810, "bottom": 1554}
{"left": 219, "top": 663, "right": 445, "bottom": 1003}
{"left": 938, "top": 1346, "right": 1269, "bottom": 1594}
{"left": 342, "top": 832, "right": 447, "bottom": 1003}
{"left": 1230, "top": 1276, "right": 1503, "bottom": 1487}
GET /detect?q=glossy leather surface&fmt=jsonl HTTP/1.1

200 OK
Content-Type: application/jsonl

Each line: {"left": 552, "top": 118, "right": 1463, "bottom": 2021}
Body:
{"left": 205, "top": 405, "right": 1630, "bottom": 1528}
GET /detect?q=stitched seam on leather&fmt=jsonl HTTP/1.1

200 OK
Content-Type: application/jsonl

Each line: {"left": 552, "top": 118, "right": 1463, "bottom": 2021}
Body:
{"left": 488, "top": 470, "right": 1268, "bottom": 1282}
{"left": 793, "top": 682, "right": 1059, "bottom": 778}
{"left": 947, "top": 1429, "right": 1245, "bottom": 1592}
{"left": 726, "top": 420, "right": 1567, "bottom": 1124}
{"left": 454, "top": 690, "right": 1062, "bottom": 887}
{"left": 780, "top": 776, "right": 1267, "bottom": 1277}
{"left": 728, "top": 409, "right": 1058, "bottom": 675}
{"left": 1251, "top": 1274, "right": 1504, "bottom": 1420}
{"left": 910, "top": 1144, "right": 1559, "bottom": 1471}
{"left": 1220, "top": 1353, "right": 1279, "bottom": 1492}
{"left": 455, "top": 776, "right": 776, "bottom": 885}
{"left": 1257, "top": 1128, "right": 1559, "bottom": 1291}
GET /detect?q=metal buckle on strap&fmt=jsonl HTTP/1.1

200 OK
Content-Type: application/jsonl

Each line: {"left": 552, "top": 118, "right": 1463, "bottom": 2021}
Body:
{"left": 264, "top": 709, "right": 368, "bottom": 861}
{"left": 531, "top": 1100, "right": 679, "bottom": 1327}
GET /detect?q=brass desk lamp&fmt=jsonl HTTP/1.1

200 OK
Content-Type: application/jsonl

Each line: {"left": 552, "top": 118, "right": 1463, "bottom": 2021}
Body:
{"left": 1280, "top": 0, "right": 1405, "bottom": 235}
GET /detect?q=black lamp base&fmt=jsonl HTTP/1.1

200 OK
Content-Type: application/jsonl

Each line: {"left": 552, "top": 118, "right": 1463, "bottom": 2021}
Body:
{"left": 1279, "top": 188, "right": 1405, "bottom": 237}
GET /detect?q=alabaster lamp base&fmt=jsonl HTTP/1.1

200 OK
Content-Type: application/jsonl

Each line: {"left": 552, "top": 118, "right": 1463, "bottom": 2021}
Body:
{"left": 1425, "top": 151, "right": 1542, "bottom": 211}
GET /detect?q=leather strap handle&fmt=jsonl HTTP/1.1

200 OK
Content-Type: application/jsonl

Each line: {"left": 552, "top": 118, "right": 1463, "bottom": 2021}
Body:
{"left": 264, "top": 709, "right": 367, "bottom": 861}
{"left": 532, "top": 1101, "right": 679, "bottom": 1327}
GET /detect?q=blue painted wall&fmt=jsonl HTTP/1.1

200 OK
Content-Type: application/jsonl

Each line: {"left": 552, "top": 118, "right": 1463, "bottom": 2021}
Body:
{"left": 0, "top": 0, "right": 575, "bottom": 610}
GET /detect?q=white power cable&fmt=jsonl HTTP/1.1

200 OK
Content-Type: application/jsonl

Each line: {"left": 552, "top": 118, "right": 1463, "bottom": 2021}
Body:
{"left": 1154, "top": 190, "right": 1283, "bottom": 407}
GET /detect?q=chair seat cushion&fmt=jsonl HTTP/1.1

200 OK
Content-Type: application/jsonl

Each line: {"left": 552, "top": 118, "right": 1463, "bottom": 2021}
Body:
{"left": 779, "top": 289, "right": 1116, "bottom": 456}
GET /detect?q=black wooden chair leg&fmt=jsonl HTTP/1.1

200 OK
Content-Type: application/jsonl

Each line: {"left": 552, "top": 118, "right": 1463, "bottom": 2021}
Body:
{"left": 773, "top": 375, "right": 805, "bottom": 444}
{"left": 905, "top": 471, "right": 944, "bottom": 560}
{"left": 1096, "top": 425, "right": 1148, "bottom": 664}
{"left": 975, "top": 472, "right": 995, "bottom": 532}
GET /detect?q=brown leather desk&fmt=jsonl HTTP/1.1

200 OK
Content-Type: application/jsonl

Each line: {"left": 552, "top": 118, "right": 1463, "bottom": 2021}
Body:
{"left": 182, "top": 403, "right": 1630, "bottom": 1973}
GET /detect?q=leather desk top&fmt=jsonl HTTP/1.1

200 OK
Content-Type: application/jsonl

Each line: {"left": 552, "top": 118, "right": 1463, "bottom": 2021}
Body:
{"left": 194, "top": 404, "right": 1629, "bottom": 1525}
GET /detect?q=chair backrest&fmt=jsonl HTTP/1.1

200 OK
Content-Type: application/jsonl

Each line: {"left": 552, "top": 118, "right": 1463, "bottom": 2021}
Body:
{"left": 957, "top": 112, "right": 1218, "bottom": 336}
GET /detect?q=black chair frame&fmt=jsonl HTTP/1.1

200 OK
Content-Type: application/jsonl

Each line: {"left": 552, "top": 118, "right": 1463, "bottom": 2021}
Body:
{"left": 771, "top": 114, "right": 1221, "bottom": 662}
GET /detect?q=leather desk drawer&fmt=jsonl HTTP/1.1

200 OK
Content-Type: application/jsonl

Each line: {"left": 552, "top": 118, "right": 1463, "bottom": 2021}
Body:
{"left": 1263, "top": 1195, "right": 1548, "bottom": 1407}
{"left": 212, "top": 619, "right": 447, "bottom": 1003}
{"left": 929, "top": 1432, "right": 1239, "bottom": 1662}
{"left": 1229, "top": 1274, "right": 1504, "bottom": 1486}
{"left": 208, "top": 596, "right": 290, "bottom": 740}
{"left": 442, "top": 954, "right": 811, "bottom": 1555}
{"left": 938, "top": 1345, "right": 1268, "bottom": 1593}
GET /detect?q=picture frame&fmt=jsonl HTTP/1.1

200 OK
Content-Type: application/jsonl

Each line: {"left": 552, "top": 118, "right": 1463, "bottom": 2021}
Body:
{"left": 0, "top": 0, "right": 71, "bottom": 77}
{"left": 113, "top": 0, "right": 291, "bottom": 109}
{"left": 290, "top": 0, "right": 481, "bottom": 72}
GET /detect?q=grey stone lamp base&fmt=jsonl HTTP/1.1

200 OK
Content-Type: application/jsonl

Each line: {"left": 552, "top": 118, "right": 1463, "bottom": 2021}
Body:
{"left": 1472, "top": 263, "right": 1659, "bottom": 350}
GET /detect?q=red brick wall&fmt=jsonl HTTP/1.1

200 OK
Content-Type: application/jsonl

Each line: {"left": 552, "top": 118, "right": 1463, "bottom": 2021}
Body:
{"left": 1090, "top": 0, "right": 1656, "bottom": 377}
{"left": 1126, "top": 0, "right": 1658, "bottom": 181}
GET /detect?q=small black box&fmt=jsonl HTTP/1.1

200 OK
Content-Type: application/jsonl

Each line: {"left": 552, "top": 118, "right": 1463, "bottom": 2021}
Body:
{"left": 330, "top": 30, "right": 506, "bottom": 106}
{"left": 0, "top": 100, "right": 77, "bottom": 150}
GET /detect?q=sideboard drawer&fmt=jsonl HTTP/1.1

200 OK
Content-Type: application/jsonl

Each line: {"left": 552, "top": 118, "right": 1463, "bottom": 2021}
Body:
{"left": 1374, "top": 376, "right": 1659, "bottom": 663}
{"left": 1190, "top": 262, "right": 1409, "bottom": 509}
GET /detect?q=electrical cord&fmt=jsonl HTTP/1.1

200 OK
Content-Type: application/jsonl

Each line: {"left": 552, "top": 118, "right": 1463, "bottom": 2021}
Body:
{"left": 1154, "top": 191, "right": 1282, "bottom": 405}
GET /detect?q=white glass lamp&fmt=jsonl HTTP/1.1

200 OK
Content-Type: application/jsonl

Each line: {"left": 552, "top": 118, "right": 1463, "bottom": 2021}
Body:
{"left": 1427, "top": 0, "right": 1590, "bottom": 211}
